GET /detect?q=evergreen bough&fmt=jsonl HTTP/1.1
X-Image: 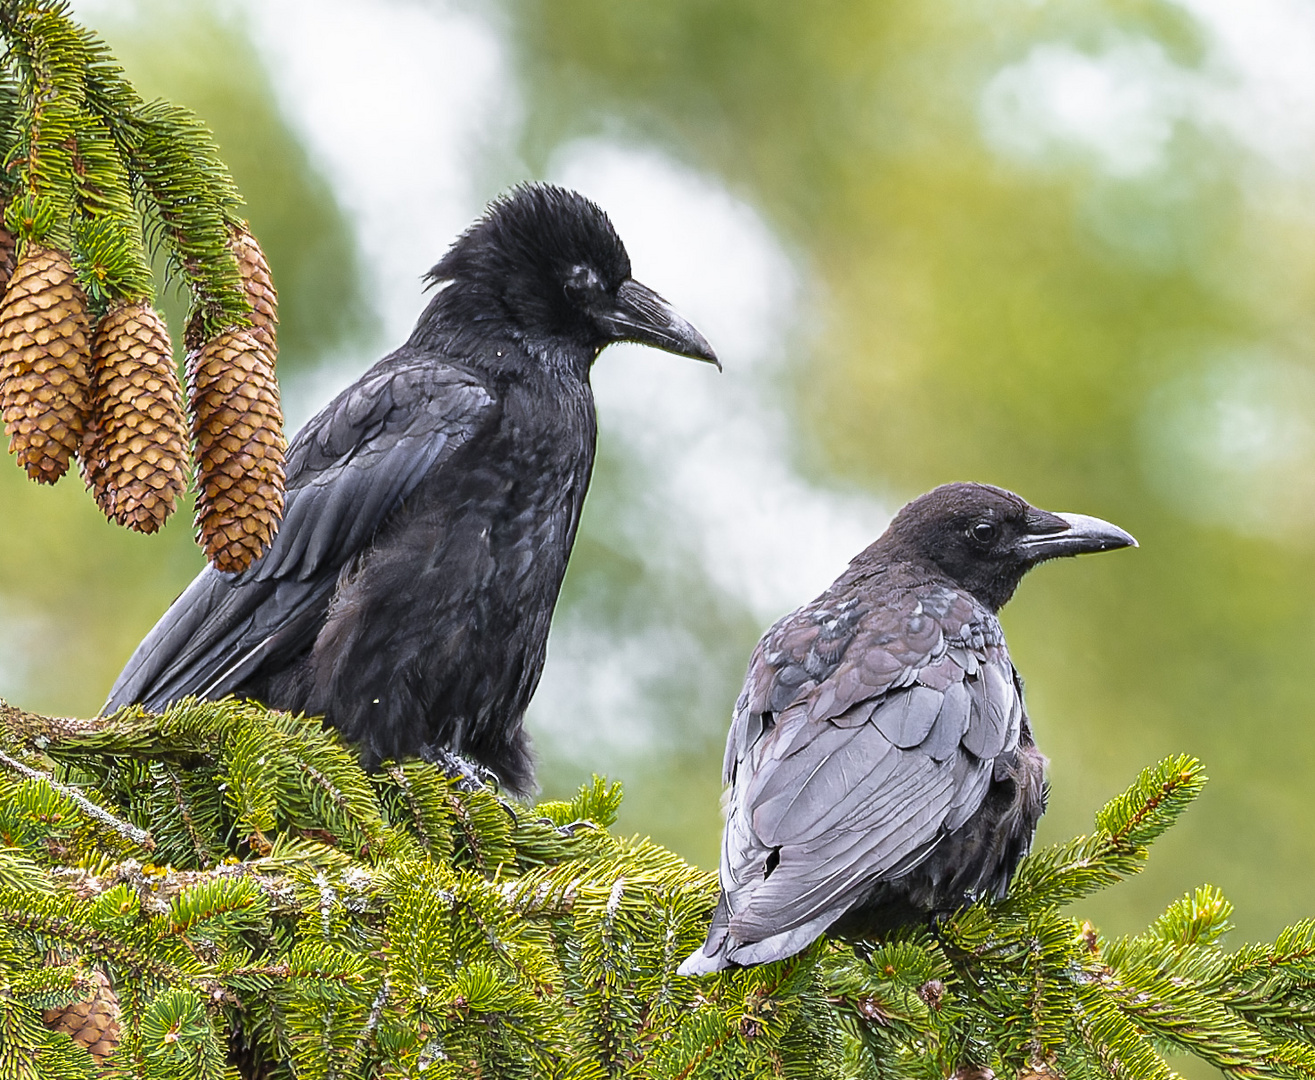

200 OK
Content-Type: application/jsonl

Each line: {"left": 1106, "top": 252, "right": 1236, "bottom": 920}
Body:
{"left": 0, "top": 0, "right": 286, "bottom": 570}
{"left": 0, "top": 0, "right": 246, "bottom": 329}
{"left": 0, "top": 698, "right": 1305, "bottom": 1078}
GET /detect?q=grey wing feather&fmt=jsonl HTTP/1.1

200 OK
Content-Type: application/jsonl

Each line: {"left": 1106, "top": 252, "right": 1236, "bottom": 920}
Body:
{"left": 872, "top": 684, "right": 946, "bottom": 749}
{"left": 105, "top": 360, "right": 496, "bottom": 713}
{"left": 945, "top": 748, "right": 994, "bottom": 831}
{"left": 724, "top": 716, "right": 953, "bottom": 944}
{"left": 960, "top": 659, "right": 1021, "bottom": 759}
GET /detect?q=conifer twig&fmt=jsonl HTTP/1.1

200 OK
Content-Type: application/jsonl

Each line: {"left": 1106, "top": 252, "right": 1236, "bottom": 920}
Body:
{"left": 350, "top": 977, "right": 389, "bottom": 1064}
{"left": 0, "top": 698, "right": 105, "bottom": 747}
{"left": 0, "top": 748, "right": 153, "bottom": 850}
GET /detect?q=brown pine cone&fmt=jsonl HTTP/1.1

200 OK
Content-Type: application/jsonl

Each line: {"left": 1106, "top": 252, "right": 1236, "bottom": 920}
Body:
{"left": 0, "top": 244, "right": 92, "bottom": 483}
{"left": 82, "top": 304, "right": 188, "bottom": 533}
{"left": 230, "top": 224, "right": 277, "bottom": 357}
{"left": 78, "top": 408, "right": 107, "bottom": 503}
{"left": 188, "top": 326, "right": 286, "bottom": 573}
{"left": 184, "top": 224, "right": 278, "bottom": 358}
{"left": 0, "top": 210, "right": 16, "bottom": 298}
{"left": 41, "top": 966, "right": 121, "bottom": 1064}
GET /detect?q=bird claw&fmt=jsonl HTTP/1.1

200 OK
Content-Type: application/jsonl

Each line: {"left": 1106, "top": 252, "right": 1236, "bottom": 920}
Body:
{"left": 535, "top": 817, "right": 597, "bottom": 839}
{"left": 927, "top": 909, "right": 964, "bottom": 951}
{"left": 430, "top": 748, "right": 497, "bottom": 794}
{"left": 424, "top": 748, "right": 523, "bottom": 823}
{"left": 563, "top": 817, "right": 598, "bottom": 837}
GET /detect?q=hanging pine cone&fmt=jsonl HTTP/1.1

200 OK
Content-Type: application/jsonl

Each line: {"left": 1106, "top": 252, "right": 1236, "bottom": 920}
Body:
{"left": 0, "top": 244, "right": 92, "bottom": 483}
{"left": 0, "top": 207, "right": 17, "bottom": 298}
{"left": 78, "top": 396, "right": 108, "bottom": 504}
{"left": 82, "top": 303, "right": 188, "bottom": 533}
{"left": 188, "top": 326, "right": 285, "bottom": 573}
{"left": 184, "top": 223, "right": 278, "bottom": 358}
{"left": 231, "top": 224, "right": 277, "bottom": 356}
{"left": 41, "top": 966, "right": 121, "bottom": 1064}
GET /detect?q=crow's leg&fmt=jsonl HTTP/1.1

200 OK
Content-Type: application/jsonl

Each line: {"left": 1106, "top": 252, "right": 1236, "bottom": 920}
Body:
{"left": 424, "top": 747, "right": 523, "bottom": 823}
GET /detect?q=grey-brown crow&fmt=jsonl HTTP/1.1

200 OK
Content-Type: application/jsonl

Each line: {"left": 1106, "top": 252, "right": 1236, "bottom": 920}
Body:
{"left": 679, "top": 482, "right": 1134, "bottom": 973}
{"left": 105, "top": 183, "right": 718, "bottom": 794}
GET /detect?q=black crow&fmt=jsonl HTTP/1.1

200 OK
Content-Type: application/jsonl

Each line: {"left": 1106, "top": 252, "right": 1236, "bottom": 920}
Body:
{"left": 105, "top": 183, "right": 717, "bottom": 794}
{"left": 679, "top": 482, "right": 1134, "bottom": 973}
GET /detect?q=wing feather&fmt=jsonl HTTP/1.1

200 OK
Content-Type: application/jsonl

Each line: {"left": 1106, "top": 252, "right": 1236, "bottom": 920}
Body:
{"left": 731, "top": 749, "right": 952, "bottom": 938}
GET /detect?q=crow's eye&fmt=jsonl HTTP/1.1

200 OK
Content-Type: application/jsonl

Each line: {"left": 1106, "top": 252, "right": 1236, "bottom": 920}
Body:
{"left": 564, "top": 264, "right": 603, "bottom": 298}
{"left": 969, "top": 521, "right": 998, "bottom": 545}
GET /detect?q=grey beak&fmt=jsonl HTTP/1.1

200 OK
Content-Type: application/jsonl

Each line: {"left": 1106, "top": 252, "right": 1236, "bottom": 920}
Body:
{"left": 597, "top": 279, "right": 720, "bottom": 370}
{"left": 1019, "top": 511, "right": 1138, "bottom": 561}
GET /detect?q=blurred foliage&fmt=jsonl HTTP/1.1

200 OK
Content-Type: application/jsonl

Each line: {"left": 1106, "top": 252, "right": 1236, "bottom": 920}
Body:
{"left": 4, "top": 11, "right": 1309, "bottom": 1060}
{"left": 105, "top": 1, "right": 374, "bottom": 369}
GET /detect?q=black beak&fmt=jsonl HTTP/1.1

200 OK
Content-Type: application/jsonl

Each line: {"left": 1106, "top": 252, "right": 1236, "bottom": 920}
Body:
{"left": 597, "top": 279, "right": 720, "bottom": 370}
{"left": 1018, "top": 510, "right": 1138, "bottom": 562}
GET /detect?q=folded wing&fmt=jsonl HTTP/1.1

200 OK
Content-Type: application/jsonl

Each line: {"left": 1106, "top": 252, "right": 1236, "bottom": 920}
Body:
{"left": 105, "top": 356, "right": 497, "bottom": 712}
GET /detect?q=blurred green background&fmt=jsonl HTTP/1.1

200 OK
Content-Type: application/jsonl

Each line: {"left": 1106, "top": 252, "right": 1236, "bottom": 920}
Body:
{"left": 8, "top": 0, "right": 1311, "bottom": 1011}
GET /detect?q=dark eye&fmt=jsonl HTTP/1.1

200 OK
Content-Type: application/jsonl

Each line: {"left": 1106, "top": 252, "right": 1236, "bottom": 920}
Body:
{"left": 564, "top": 264, "right": 603, "bottom": 298}
{"left": 969, "top": 521, "right": 998, "bottom": 545}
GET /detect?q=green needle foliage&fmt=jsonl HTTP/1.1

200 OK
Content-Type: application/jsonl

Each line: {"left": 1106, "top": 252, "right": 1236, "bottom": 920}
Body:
{"left": 0, "top": 0, "right": 248, "bottom": 327}
{"left": 0, "top": 700, "right": 1306, "bottom": 1079}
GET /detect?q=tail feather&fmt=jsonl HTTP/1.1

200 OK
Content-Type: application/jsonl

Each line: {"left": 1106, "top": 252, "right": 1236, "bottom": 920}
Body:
{"left": 678, "top": 897, "right": 847, "bottom": 975}
{"left": 678, "top": 894, "right": 734, "bottom": 975}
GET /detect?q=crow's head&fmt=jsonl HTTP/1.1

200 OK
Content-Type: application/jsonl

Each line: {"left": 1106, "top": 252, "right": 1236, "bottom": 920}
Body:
{"left": 425, "top": 183, "right": 718, "bottom": 369}
{"left": 881, "top": 482, "right": 1136, "bottom": 610}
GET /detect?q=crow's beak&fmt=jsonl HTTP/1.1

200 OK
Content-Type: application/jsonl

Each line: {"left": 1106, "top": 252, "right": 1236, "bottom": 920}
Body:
{"left": 598, "top": 279, "right": 721, "bottom": 370}
{"left": 1019, "top": 511, "right": 1138, "bottom": 562}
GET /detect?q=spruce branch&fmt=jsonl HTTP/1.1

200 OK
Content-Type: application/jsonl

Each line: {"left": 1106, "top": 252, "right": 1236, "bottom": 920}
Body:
{"left": 0, "top": 2, "right": 285, "bottom": 568}
{"left": 0, "top": 748, "right": 153, "bottom": 850}
{"left": 0, "top": 701, "right": 1310, "bottom": 1078}
{"left": 1000, "top": 755, "right": 1206, "bottom": 912}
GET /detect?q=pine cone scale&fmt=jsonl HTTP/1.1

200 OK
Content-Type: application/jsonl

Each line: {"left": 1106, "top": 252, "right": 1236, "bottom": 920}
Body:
{"left": 41, "top": 965, "right": 121, "bottom": 1065}
{"left": 231, "top": 225, "right": 278, "bottom": 356}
